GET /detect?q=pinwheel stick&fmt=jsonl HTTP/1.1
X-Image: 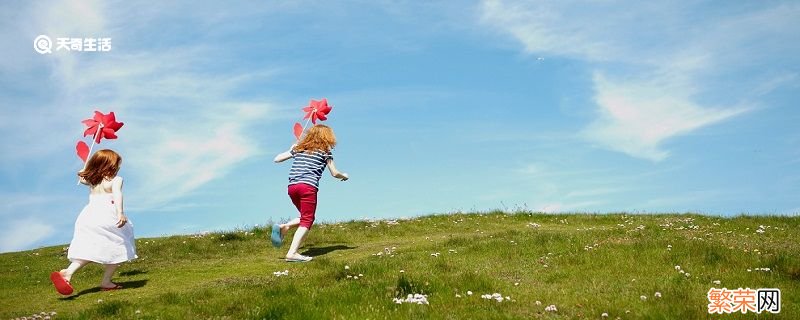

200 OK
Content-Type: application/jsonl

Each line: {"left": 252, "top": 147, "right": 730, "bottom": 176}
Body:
{"left": 82, "top": 123, "right": 103, "bottom": 168}
{"left": 77, "top": 123, "right": 103, "bottom": 184}
{"left": 297, "top": 109, "right": 316, "bottom": 141}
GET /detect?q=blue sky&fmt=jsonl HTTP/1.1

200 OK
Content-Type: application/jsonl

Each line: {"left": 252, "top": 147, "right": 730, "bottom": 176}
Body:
{"left": 1, "top": 0, "right": 798, "bottom": 253}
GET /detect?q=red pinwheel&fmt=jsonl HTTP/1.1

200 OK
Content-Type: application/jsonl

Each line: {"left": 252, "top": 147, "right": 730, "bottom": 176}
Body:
{"left": 293, "top": 98, "right": 333, "bottom": 140}
{"left": 302, "top": 98, "right": 332, "bottom": 124}
{"left": 76, "top": 141, "right": 90, "bottom": 162}
{"left": 75, "top": 110, "right": 124, "bottom": 163}
{"left": 82, "top": 111, "right": 124, "bottom": 144}
{"left": 293, "top": 122, "right": 303, "bottom": 140}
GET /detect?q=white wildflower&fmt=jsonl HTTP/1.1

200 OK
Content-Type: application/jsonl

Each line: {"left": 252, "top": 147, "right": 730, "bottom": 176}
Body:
{"left": 480, "top": 293, "right": 507, "bottom": 302}
{"left": 273, "top": 270, "right": 289, "bottom": 277}
{"left": 640, "top": 295, "right": 647, "bottom": 301}
{"left": 654, "top": 292, "right": 662, "bottom": 298}
{"left": 393, "top": 293, "right": 429, "bottom": 305}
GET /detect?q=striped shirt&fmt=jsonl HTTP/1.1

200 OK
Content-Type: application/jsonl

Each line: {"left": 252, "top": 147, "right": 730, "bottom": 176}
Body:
{"left": 288, "top": 149, "right": 333, "bottom": 189}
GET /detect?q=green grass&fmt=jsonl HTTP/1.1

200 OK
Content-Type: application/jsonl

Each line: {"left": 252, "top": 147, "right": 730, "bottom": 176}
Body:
{"left": 1, "top": 212, "right": 798, "bottom": 319}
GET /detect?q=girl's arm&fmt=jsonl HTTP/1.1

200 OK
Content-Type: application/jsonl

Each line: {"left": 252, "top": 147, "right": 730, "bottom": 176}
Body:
{"left": 111, "top": 176, "right": 128, "bottom": 228}
{"left": 273, "top": 144, "right": 297, "bottom": 163}
{"left": 327, "top": 159, "right": 349, "bottom": 181}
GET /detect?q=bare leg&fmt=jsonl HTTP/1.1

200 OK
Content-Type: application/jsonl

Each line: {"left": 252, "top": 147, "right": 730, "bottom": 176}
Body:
{"left": 279, "top": 218, "right": 301, "bottom": 238}
{"left": 101, "top": 264, "right": 120, "bottom": 288}
{"left": 62, "top": 259, "right": 90, "bottom": 282}
{"left": 285, "top": 226, "right": 309, "bottom": 259}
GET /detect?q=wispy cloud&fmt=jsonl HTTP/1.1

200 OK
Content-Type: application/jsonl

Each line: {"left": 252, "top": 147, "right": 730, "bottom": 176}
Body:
{"left": 61, "top": 48, "right": 276, "bottom": 208}
{"left": 510, "top": 161, "right": 623, "bottom": 212}
{"left": 584, "top": 73, "right": 747, "bottom": 161}
{"left": 1, "top": 1, "right": 279, "bottom": 210}
{"left": 0, "top": 193, "right": 72, "bottom": 215}
{"left": 480, "top": 0, "right": 799, "bottom": 161}
{"left": 0, "top": 218, "right": 55, "bottom": 252}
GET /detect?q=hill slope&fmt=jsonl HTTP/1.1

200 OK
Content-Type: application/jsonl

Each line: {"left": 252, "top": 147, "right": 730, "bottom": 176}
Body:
{"left": 1, "top": 212, "right": 798, "bottom": 319}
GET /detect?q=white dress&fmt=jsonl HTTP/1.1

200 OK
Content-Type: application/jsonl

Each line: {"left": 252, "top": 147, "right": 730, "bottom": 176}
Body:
{"left": 67, "top": 191, "right": 137, "bottom": 264}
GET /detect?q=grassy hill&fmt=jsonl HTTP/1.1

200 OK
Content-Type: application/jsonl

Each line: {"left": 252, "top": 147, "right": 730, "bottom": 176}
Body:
{"left": 1, "top": 212, "right": 798, "bottom": 319}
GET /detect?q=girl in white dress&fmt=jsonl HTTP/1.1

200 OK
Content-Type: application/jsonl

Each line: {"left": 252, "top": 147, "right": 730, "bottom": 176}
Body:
{"left": 50, "top": 149, "right": 137, "bottom": 295}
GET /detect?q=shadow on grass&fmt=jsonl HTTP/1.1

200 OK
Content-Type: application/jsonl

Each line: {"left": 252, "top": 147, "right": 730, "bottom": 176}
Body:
{"left": 58, "top": 279, "right": 149, "bottom": 300}
{"left": 119, "top": 269, "right": 147, "bottom": 276}
{"left": 300, "top": 245, "right": 357, "bottom": 257}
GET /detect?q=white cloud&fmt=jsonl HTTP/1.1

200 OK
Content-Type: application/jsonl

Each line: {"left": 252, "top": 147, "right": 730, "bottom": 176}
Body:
{"left": 480, "top": 0, "right": 798, "bottom": 161}
{"left": 58, "top": 45, "right": 278, "bottom": 208}
{"left": 584, "top": 73, "right": 748, "bottom": 161}
{"left": 2, "top": 1, "right": 278, "bottom": 210}
{"left": 512, "top": 162, "right": 621, "bottom": 212}
{"left": 0, "top": 218, "right": 55, "bottom": 253}
{"left": 539, "top": 203, "right": 561, "bottom": 213}
{"left": 0, "top": 193, "right": 71, "bottom": 215}
{"left": 125, "top": 103, "right": 270, "bottom": 208}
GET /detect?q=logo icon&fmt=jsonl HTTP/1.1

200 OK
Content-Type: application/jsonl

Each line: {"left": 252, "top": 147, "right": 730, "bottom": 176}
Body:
{"left": 33, "top": 35, "right": 52, "bottom": 54}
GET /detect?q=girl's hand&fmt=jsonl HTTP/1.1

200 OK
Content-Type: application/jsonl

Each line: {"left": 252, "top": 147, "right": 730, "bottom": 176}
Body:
{"left": 116, "top": 214, "right": 128, "bottom": 228}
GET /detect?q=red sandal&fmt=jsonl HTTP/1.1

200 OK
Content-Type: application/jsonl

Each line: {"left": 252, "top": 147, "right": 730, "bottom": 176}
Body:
{"left": 50, "top": 271, "right": 74, "bottom": 295}
{"left": 101, "top": 284, "right": 123, "bottom": 291}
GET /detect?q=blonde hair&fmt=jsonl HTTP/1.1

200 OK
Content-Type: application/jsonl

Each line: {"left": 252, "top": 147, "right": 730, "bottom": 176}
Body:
{"left": 295, "top": 124, "right": 337, "bottom": 153}
{"left": 78, "top": 149, "right": 122, "bottom": 186}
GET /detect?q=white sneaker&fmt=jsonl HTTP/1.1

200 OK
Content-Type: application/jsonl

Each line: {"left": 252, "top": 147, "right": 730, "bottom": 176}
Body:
{"left": 286, "top": 254, "right": 313, "bottom": 262}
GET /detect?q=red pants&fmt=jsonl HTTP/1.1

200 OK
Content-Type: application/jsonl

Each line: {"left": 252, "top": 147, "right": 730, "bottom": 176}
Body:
{"left": 288, "top": 183, "right": 318, "bottom": 229}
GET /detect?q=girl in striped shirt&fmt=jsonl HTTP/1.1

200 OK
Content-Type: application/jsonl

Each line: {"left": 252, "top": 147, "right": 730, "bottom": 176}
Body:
{"left": 272, "top": 124, "right": 349, "bottom": 262}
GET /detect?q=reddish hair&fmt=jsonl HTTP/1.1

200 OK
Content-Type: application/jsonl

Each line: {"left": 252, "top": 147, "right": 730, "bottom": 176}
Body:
{"left": 295, "top": 124, "right": 337, "bottom": 153}
{"left": 78, "top": 149, "right": 122, "bottom": 186}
